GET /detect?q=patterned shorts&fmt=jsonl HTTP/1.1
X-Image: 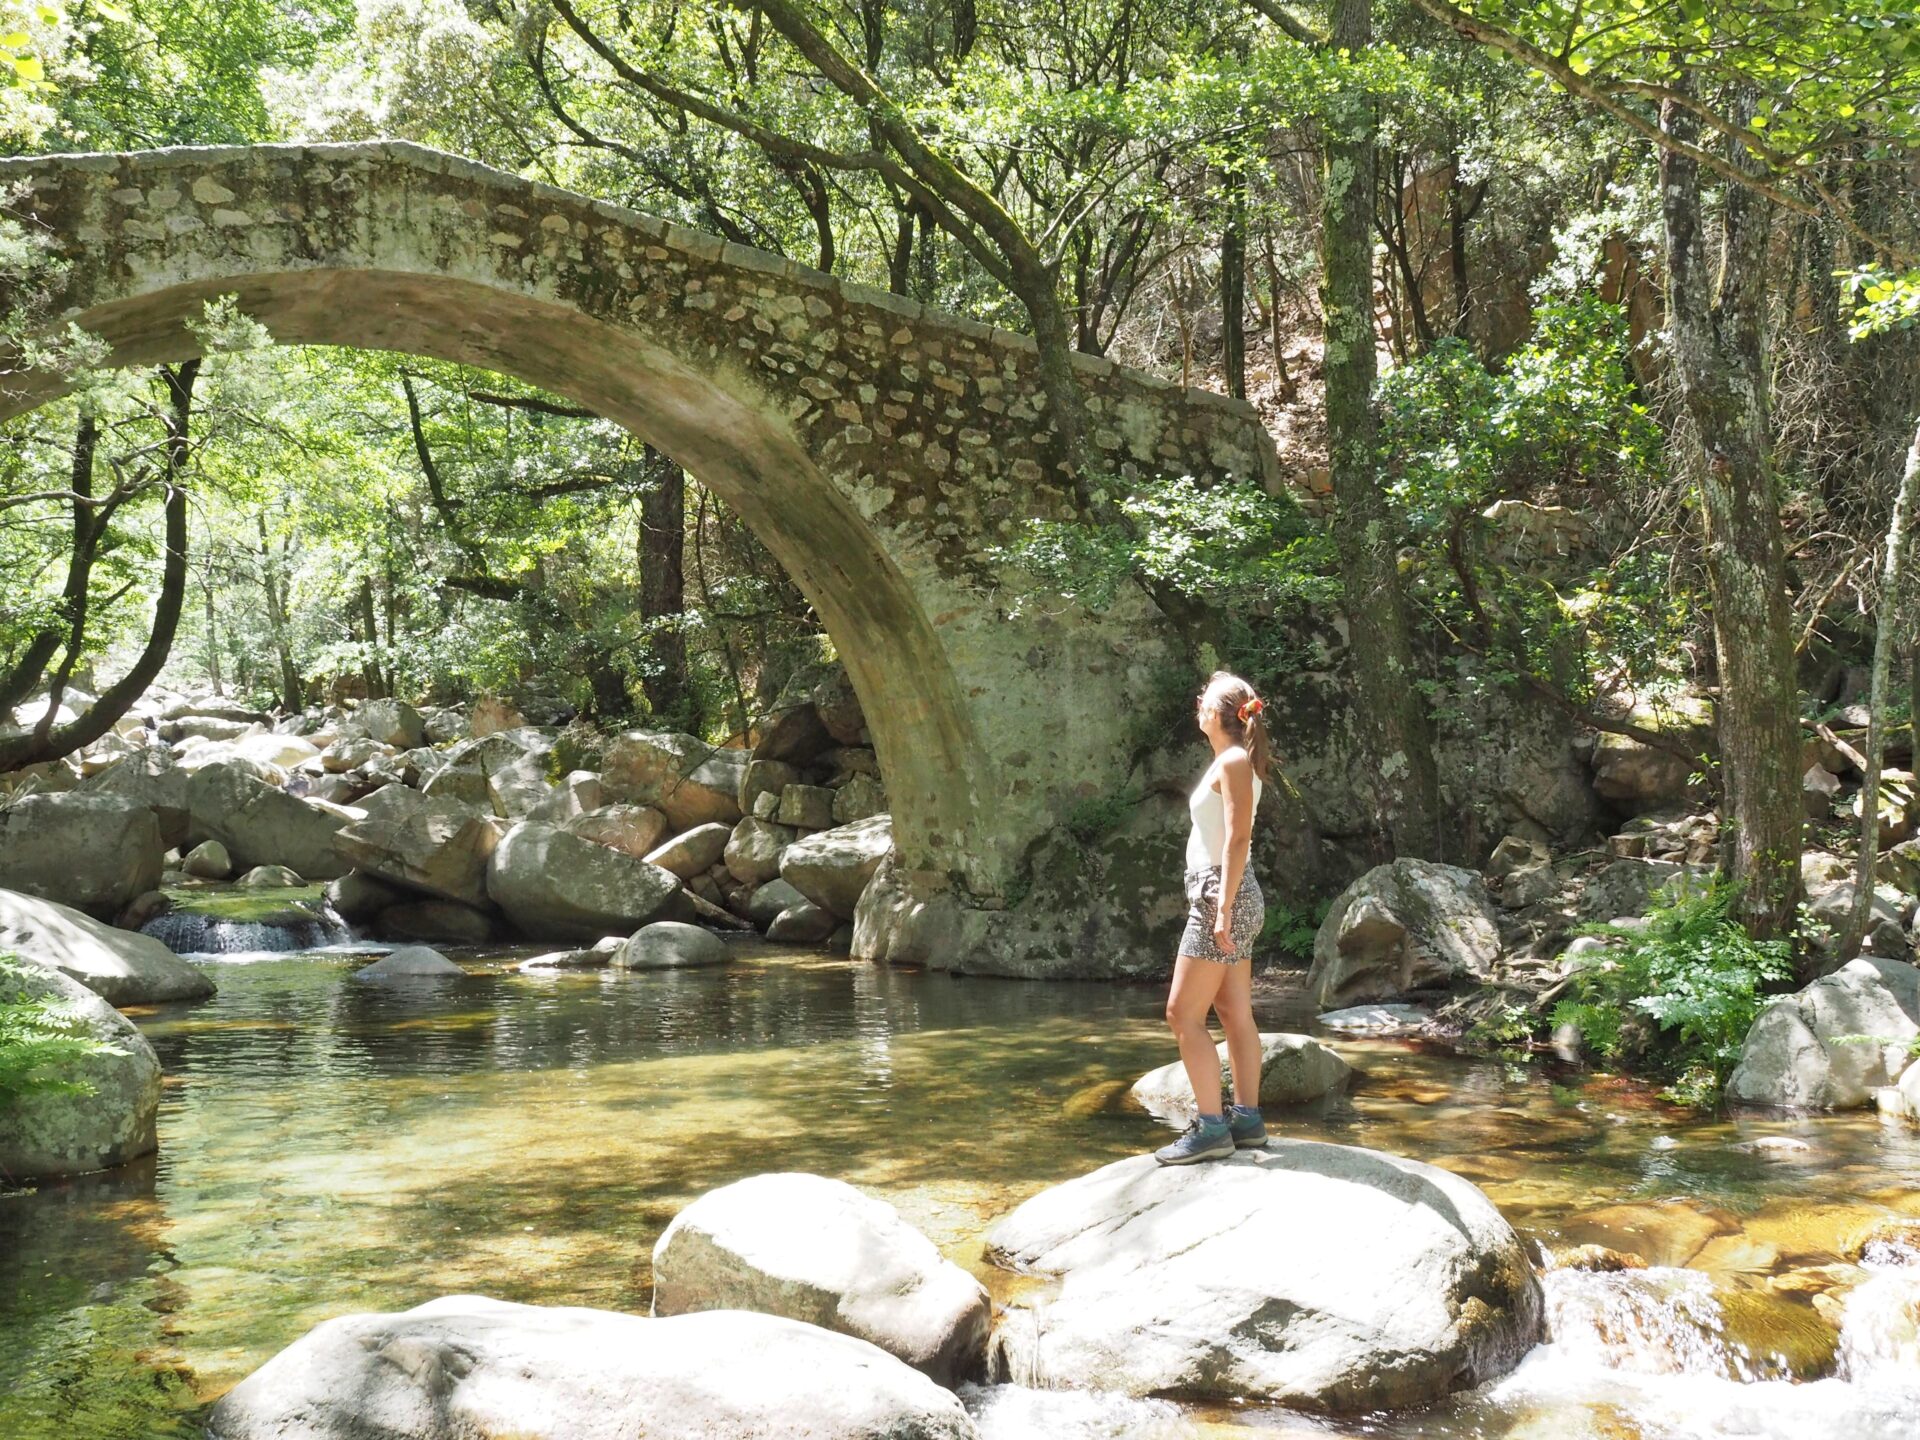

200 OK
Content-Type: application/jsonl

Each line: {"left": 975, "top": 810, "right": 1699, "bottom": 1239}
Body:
{"left": 1178, "top": 866, "right": 1264, "bottom": 964}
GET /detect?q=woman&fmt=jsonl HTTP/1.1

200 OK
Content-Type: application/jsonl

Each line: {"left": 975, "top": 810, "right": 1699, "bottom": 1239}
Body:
{"left": 1154, "top": 671, "right": 1270, "bottom": 1165}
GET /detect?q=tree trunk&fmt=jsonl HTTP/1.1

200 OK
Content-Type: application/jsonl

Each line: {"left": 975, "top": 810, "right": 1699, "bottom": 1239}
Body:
{"left": 257, "top": 514, "right": 304, "bottom": 712}
{"left": 356, "top": 580, "right": 385, "bottom": 700}
{"left": 1446, "top": 153, "right": 1475, "bottom": 339}
{"left": 2, "top": 362, "right": 199, "bottom": 771}
{"left": 1841, "top": 417, "right": 1920, "bottom": 958}
{"left": 1659, "top": 91, "right": 1804, "bottom": 948}
{"left": 1221, "top": 170, "right": 1247, "bottom": 400}
{"left": 201, "top": 575, "right": 223, "bottom": 696}
{"left": 1, "top": 411, "right": 100, "bottom": 715}
{"left": 638, "top": 449, "right": 690, "bottom": 726}
{"left": 1320, "top": 0, "right": 1443, "bottom": 860}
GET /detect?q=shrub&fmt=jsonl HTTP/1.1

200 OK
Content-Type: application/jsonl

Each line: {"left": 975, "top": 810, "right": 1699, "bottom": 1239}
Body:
{"left": 0, "top": 953, "right": 125, "bottom": 1104}
{"left": 1550, "top": 879, "right": 1793, "bottom": 1107}
{"left": 1258, "top": 898, "right": 1329, "bottom": 965}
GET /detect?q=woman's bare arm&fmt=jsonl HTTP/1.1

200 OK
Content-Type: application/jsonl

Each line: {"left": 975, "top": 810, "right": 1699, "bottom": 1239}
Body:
{"left": 1215, "top": 750, "right": 1255, "bottom": 951}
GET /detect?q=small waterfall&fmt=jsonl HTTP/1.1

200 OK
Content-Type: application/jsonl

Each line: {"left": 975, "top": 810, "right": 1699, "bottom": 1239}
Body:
{"left": 141, "top": 905, "right": 353, "bottom": 955}
{"left": 1837, "top": 1236, "right": 1920, "bottom": 1381}
{"left": 1542, "top": 1267, "right": 1745, "bottom": 1379}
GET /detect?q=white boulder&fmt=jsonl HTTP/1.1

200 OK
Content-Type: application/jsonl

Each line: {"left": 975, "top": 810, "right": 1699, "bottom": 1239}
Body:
{"left": 653, "top": 1172, "right": 990, "bottom": 1385}
{"left": 984, "top": 1142, "right": 1542, "bottom": 1411}
{"left": 0, "top": 887, "right": 214, "bottom": 1005}
{"left": 203, "top": 1297, "right": 978, "bottom": 1440}
{"left": 1130, "top": 1033, "right": 1350, "bottom": 1121}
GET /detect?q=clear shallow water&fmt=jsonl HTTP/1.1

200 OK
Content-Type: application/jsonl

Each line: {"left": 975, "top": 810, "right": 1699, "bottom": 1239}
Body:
{"left": 2, "top": 944, "right": 1918, "bottom": 1439}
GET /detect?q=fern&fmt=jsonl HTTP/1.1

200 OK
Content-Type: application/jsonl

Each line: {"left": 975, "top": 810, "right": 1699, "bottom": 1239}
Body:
{"left": 1550, "top": 878, "right": 1792, "bottom": 1107}
{"left": 0, "top": 954, "right": 126, "bottom": 1104}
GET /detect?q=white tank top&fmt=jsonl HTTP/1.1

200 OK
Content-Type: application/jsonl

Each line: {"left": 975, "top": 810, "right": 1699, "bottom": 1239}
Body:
{"left": 1186, "top": 758, "right": 1262, "bottom": 872}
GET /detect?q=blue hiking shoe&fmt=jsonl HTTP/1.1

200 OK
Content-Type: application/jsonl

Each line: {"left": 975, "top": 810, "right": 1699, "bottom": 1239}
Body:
{"left": 1228, "top": 1103, "right": 1267, "bottom": 1148}
{"left": 1154, "top": 1114, "right": 1235, "bottom": 1166}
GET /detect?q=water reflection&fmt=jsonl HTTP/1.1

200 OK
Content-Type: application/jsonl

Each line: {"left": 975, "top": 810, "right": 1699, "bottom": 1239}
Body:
{"left": 2, "top": 945, "right": 1918, "bottom": 1440}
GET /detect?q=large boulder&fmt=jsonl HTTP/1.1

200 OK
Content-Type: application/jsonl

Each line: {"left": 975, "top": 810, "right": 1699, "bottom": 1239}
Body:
{"left": 769, "top": 900, "right": 837, "bottom": 944}
{"left": 654, "top": 1173, "right": 989, "bottom": 1386}
{"left": 229, "top": 732, "right": 322, "bottom": 772}
{"left": 745, "top": 878, "right": 809, "bottom": 929}
{"left": 1878, "top": 1058, "right": 1920, "bottom": 1125}
{"left": 984, "top": 1142, "right": 1542, "bottom": 1412}
{"left": 0, "top": 792, "right": 164, "bottom": 916}
{"left": 614, "top": 921, "right": 729, "bottom": 970}
{"left": 754, "top": 702, "right": 834, "bottom": 764}
{"left": 1725, "top": 956, "right": 1920, "bottom": 1109}
{"left": 78, "top": 748, "right": 191, "bottom": 847}
{"left": 739, "top": 758, "right": 801, "bottom": 819}
{"left": 602, "top": 731, "right": 749, "bottom": 831}
{"left": 376, "top": 899, "right": 497, "bottom": 945}
{"left": 1130, "top": 1033, "right": 1350, "bottom": 1121}
{"left": 780, "top": 815, "right": 893, "bottom": 919}
{"left": 0, "top": 888, "right": 213, "bottom": 1005}
{"left": 0, "top": 960, "right": 162, "bottom": 1180}
{"left": 563, "top": 803, "right": 671, "bottom": 860}
{"left": 1305, "top": 859, "right": 1501, "bottom": 1009}
{"left": 643, "top": 822, "right": 732, "bottom": 880}
{"left": 725, "top": 817, "right": 796, "bottom": 885}
{"left": 332, "top": 798, "right": 501, "bottom": 910}
{"left": 486, "top": 822, "right": 680, "bottom": 941}
{"left": 525, "top": 770, "right": 606, "bottom": 826}
{"left": 205, "top": 1298, "right": 977, "bottom": 1440}
{"left": 326, "top": 870, "right": 404, "bottom": 924}
{"left": 186, "top": 763, "right": 356, "bottom": 881}
{"left": 486, "top": 748, "right": 555, "bottom": 819}
{"left": 344, "top": 697, "right": 426, "bottom": 750}
{"left": 182, "top": 839, "right": 234, "bottom": 879}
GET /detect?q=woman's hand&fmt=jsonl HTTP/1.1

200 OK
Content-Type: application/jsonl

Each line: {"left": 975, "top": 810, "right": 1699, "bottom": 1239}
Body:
{"left": 1212, "top": 913, "right": 1237, "bottom": 957}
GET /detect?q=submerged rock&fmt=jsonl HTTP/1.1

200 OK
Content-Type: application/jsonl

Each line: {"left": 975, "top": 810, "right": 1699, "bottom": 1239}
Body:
{"left": 1726, "top": 957, "right": 1920, "bottom": 1109}
{"left": 653, "top": 1172, "right": 990, "bottom": 1385}
{"left": 203, "top": 1296, "right": 978, "bottom": 1440}
{"left": 1317, "top": 1002, "right": 1430, "bottom": 1034}
{"left": 0, "top": 887, "right": 213, "bottom": 1005}
{"left": 614, "top": 921, "right": 729, "bottom": 970}
{"left": 1305, "top": 859, "right": 1501, "bottom": 1009}
{"left": 0, "top": 961, "right": 162, "bottom": 1181}
{"left": 354, "top": 946, "right": 463, "bottom": 980}
{"left": 983, "top": 1140, "right": 1541, "bottom": 1412}
{"left": 1130, "top": 1033, "right": 1350, "bottom": 1121}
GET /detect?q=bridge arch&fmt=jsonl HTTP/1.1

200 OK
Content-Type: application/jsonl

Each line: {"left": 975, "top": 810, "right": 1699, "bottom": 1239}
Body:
{"left": 0, "top": 142, "right": 1279, "bottom": 973}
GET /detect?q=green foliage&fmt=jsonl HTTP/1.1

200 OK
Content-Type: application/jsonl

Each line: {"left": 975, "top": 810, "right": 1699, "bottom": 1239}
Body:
{"left": 1063, "top": 788, "right": 1142, "bottom": 847}
{"left": 1256, "top": 897, "right": 1329, "bottom": 964}
{"left": 1550, "top": 879, "right": 1794, "bottom": 1107}
{"left": 1377, "top": 296, "right": 1686, "bottom": 705}
{"left": 1841, "top": 265, "right": 1920, "bottom": 340}
{"left": 1377, "top": 296, "right": 1660, "bottom": 528}
{"left": 0, "top": 953, "right": 124, "bottom": 1104}
{"left": 1465, "top": 1000, "right": 1537, "bottom": 1056}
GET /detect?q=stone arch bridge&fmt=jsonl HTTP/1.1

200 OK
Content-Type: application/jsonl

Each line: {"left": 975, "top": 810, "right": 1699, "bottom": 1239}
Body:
{"left": 0, "top": 142, "right": 1279, "bottom": 975}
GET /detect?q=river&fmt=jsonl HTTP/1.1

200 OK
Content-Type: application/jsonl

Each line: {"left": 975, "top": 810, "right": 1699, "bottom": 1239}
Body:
{"left": 3, "top": 943, "right": 1917, "bottom": 1438}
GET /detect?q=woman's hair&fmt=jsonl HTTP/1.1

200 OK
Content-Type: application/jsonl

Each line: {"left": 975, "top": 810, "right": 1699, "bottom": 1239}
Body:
{"left": 1200, "top": 671, "right": 1271, "bottom": 781}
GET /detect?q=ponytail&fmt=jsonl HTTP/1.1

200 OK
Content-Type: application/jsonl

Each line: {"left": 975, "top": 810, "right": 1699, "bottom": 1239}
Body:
{"left": 1201, "top": 670, "right": 1271, "bottom": 782}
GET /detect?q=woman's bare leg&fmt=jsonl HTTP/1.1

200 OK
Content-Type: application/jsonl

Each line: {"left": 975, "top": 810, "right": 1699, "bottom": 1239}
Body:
{"left": 1166, "top": 953, "right": 1229, "bottom": 1114}
{"left": 1215, "top": 955, "right": 1263, "bottom": 1106}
